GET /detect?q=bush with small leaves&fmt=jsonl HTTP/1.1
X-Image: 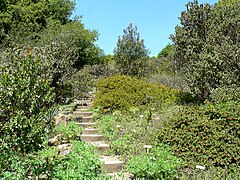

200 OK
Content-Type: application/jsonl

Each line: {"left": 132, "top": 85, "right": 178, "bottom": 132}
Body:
{"left": 155, "top": 101, "right": 240, "bottom": 169}
{"left": 0, "top": 52, "right": 55, "bottom": 154}
{"left": 94, "top": 75, "right": 179, "bottom": 112}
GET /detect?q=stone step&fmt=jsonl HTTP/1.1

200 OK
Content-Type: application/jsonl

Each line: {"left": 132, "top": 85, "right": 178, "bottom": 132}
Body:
{"left": 77, "top": 122, "right": 96, "bottom": 128}
{"left": 80, "top": 134, "right": 103, "bottom": 142}
{"left": 107, "top": 172, "right": 133, "bottom": 180}
{"left": 75, "top": 102, "right": 92, "bottom": 107}
{"left": 83, "top": 128, "right": 98, "bottom": 134}
{"left": 73, "top": 111, "right": 93, "bottom": 117}
{"left": 87, "top": 141, "right": 110, "bottom": 152}
{"left": 73, "top": 116, "right": 93, "bottom": 123}
{"left": 100, "top": 156, "right": 124, "bottom": 173}
{"left": 75, "top": 106, "right": 91, "bottom": 111}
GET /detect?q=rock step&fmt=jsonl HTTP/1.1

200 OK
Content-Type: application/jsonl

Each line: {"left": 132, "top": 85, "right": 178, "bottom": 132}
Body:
{"left": 87, "top": 141, "right": 110, "bottom": 152}
{"left": 83, "top": 128, "right": 98, "bottom": 134}
{"left": 75, "top": 106, "right": 91, "bottom": 111}
{"left": 75, "top": 102, "right": 92, "bottom": 107}
{"left": 73, "top": 111, "right": 93, "bottom": 116}
{"left": 80, "top": 134, "right": 103, "bottom": 142}
{"left": 73, "top": 116, "right": 93, "bottom": 123}
{"left": 77, "top": 122, "right": 96, "bottom": 128}
{"left": 107, "top": 172, "right": 133, "bottom": 180}
{"left": 100, "top": 156, "right": 124, "bottom": 173}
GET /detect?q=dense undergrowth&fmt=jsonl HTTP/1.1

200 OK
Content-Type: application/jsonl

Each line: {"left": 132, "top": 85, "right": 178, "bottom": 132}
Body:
{"left": 94, "top": 74, "right": 240, "bottom": 179}
{"left": 0, "top": 121, "right": 109, "bottom": 179}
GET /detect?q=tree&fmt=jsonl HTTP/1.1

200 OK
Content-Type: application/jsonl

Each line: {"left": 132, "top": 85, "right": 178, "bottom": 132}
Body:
{"left": 114, "top": 23, "right": 149, "bottom": 76}
{"left": 157, "top": 44, "right": 173, "bottom": 58}
{"left": 0, "top": 0, "right": 104, "bottom": 101}
{"left": 170, "top": 0, "right": 212, "bottom": 72}
{"left": 171, "top": 0, "right": 240, "bottom": 100}
{"left": 0, "top": 0, "right": 75, "bottom": 45}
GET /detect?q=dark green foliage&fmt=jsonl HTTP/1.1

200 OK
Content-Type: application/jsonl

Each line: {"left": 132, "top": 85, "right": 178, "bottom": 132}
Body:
{"left": 127, "top": 145, "right": 181, "bottom": 179}
{"left": 35, "top": 21, "right": 103, "bottom": 101}
{"left": 157, "top": 44, "right": 173, "bottom": 58}
{"left": 114, "top": 23, "right": 149, "bottom": 77}
{"left": 155, "top": 101, "right": 240, "bottom": 168}
{"left": 0, "top": 0, "right": 75, "bottom": 44}
{"left": 94, "top": 75, "right": 179, "bottom": 112}
{"left": 171, "top": 1, "right": 240, "bottom": 100}
{"left": 0, "top": 50, "right": 55, "bottom": 153}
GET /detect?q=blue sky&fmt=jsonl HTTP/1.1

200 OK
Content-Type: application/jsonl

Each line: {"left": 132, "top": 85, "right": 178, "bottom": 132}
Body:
{"left": 73, "top": 0, "right": 218, "bottom": 56}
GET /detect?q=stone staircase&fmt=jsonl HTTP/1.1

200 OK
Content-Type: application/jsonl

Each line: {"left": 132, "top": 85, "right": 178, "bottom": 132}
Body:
{"left": 72, "top": 98, "right": 127, "bottom": 177}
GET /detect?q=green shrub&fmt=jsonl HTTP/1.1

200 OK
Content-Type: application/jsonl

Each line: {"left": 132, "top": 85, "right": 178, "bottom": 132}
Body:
{"left": 155, "top": 101, "right": 240, "bottom": 168}
{"left": 71, "top": 64, "right": 118, "bottom": 98}
{"left": 53, "top": 141, "right": 103, "bottom": 179}
{"left": 54, "top": 121, "right": 83, "bottom": 142}
{"left": 210, "top": 86, "right": 240, "bottom": 102}
{"left": 0, "top": 54, "right": 55, "bottom": 154}
{"left": 127, "top": 144, "right": 181, "bottom": 179}
{"left": 0, "top": 141, "right": 105, "bottom": 179}
{"left": 94, "top": 75, "right": 179, "bottom": 112}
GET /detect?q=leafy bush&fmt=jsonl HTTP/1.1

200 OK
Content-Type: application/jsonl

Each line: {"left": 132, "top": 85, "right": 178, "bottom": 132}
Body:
{"left": 0, "top": 141, "right": 105, "bottom": 179}
{"left": 53, "top": 141, "right": 103, "bottom": 179}
{"left": 0, "top": 53, "right": 55, "bottom": 153}
{"left": 94, "top": 75, "right": 179, "bottom": 112}
{"left": 210, "top": 86, "right": 240, "bottom": 102}
{"left": 127, "top": 145, "right": 181, "bottom": 179}
{"left": 155, "top": 101, "right": 240, "bottom": 168}
{"left": 178, "top": 166, "right": 240, "bottom": 180}
{"left": 54, "top": 122, "right": 83, "bottom": 142}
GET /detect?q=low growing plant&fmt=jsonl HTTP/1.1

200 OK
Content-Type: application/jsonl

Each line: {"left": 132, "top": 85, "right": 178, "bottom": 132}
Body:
{"left": 127, "top": 144, "right": 181, "bottom": 179}
{"left": 54, "top": 121, "right": 83, "bottom": 142}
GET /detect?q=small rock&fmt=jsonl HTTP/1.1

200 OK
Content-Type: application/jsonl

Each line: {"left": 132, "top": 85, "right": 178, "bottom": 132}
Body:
{"left": 48, "top": 134, "right": 62, "bottom": 146}
{"left": 57, "top": 143, "right": 72, "bottom": 156}
{"left": 54, "top": 113, "right": 69, "bottom": 125}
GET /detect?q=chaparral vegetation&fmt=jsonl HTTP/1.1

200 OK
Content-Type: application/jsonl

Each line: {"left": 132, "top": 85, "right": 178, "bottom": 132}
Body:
{"left": 0, "top": 0, "right": 239, "bottom": 179}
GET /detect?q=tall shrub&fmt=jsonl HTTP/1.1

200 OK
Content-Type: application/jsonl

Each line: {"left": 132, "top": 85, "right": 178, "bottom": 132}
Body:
{"left": 0, "top": 48, "right": 55, "bottom": 153}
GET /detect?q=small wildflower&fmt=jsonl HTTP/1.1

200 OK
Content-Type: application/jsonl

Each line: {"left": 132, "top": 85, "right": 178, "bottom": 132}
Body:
{"left": 116, "top": 125, "right": 121, "bottom": 128}
{"left": 196, "top": 165, "right": 205, "bottom": 170}
{"left": 140, "top": 115, "right": 144, "bottom": 118}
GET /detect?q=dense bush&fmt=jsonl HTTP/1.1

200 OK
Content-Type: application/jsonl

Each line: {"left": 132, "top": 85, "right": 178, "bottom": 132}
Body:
{"left": 0, "top": 53, "right": 55, "bottom": 154}
{"left": 210, "top": 86, "right": 240, "bottom": 102}
{"left": 94, "top": 75, "right": 179, "bottom": 112}
{"left": 127, "top": 145, "right": 181, "bottom": 179}
{"left": 155, "top": 101, "right": 240, "bottom": 168}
